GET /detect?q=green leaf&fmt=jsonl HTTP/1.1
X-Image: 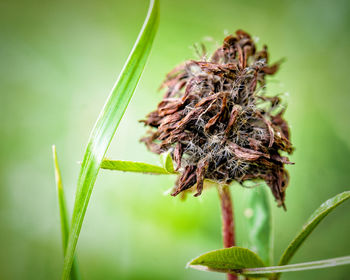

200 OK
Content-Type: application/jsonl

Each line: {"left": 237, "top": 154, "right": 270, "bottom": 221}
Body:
{"left": 160, "top": 151, "right": 175, "bottom": 173}
{"left": 278, "top": 191, "right": 350, "bottom": 267}
{"left": 101, "top": 159, "right": 175, "bottom": 174}
{"left": 189, "top": 247, "right": 350, "bottom": 278}
{"left": 52, "top": 145, "right": 81, "bottom": 280}
{"left": 61, "top": 1, "right": 159, "bottom": 279}
{"left": 188, "top": 247, "right": 266, "bottom": 278}
{"left": 242, "top": 256, "right": 350, "bottom": 276}
{"left": 245, "top": 184, "right": 273, "bottom": 265}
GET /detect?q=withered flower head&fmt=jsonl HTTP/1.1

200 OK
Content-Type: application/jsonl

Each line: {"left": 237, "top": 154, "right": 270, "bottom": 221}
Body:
{"left": 141, "top": 30, "right": 294, "bottom": 208}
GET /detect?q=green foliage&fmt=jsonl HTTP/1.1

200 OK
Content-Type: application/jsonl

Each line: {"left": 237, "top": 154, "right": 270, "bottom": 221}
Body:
{"left": 188, "top": 190, "right": 350, "bottom": 279}
{"left": 61, "top": 1, "right": 159, "bottom": 279}
{"left": 246, "top": 184, "right": 273, "bottom": 265}
{"left": 278, "top": 191, "right": 350, "bottom": 267}
{"left": 189, "top": 248, "right": 350, "bottom": 278}
{"left": 91, "top": 155, "right": 350, "bottom": 280}
{"left": 101, "top": 159, "right": 176, "bottom": 174}
{"left": 188, "top": 247, "right": 266, "bottom": 278}
{"left": 52, "top": 146, "right": 81, "bottom": 280}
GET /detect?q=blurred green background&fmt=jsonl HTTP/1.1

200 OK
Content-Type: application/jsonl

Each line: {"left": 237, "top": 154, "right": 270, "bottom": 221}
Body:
{"left": 1, "top": 0, "right": 350, "bottom": 279}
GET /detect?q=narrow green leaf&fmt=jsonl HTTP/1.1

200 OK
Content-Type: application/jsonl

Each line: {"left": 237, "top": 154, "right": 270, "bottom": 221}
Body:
{"left": 101, "top": 159, "right": 174, "bottom": 174}
{"left": 188, "top": 247, "right": 265, "bottom": 278}
{"left": 62, "top": 1, "right": 159, "bottom": 279}
{"left": 160, "top": 151, "right": 175, "bottom": 173}
{"left": 52, "top": 145, "right": 81, "bottom": 280}
{"left": 242, "top": 256, "right": 350, "bottom": 275}
{"left": 245, "top": 184, "right": 273, "bottom": 265}
{"left": 278, "top": 191, "right": 350, "bottom": 267}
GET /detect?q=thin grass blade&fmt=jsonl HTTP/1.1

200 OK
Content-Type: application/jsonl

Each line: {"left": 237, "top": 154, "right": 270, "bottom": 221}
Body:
{"left": 242, "top": 256, "right": 350, "bottom": 276}
{"left": 101, "top": 159, "right": 176, "bottom": 174}
{"left": 62, "top": 1, "right": 159, "bottom": 278}
{"left": 278, "top": 191, "right": 350, "bottom": 268}
{"left": 52, "top": 145, "right": 81, "bottom": 280}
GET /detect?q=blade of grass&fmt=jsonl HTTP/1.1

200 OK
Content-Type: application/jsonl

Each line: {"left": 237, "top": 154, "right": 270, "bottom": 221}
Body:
{"left": 242, "top": 256, "right": 350, "bottom": 275}
{"left": 62, "top": 1, "right": 159, "bottom": 278}
{"left": 52, "top": 145, "right": 81, "bottom": 280}
{"left": 278, "top": 191, "right": 350, "bottom": 267}
{"left": 101, "top": 159, "right": 176, "bottom": 174}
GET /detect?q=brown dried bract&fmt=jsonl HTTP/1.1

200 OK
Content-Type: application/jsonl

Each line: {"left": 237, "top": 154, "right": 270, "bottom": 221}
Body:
{"left": 141, "top": 30, "right": 294, "bottom": 208}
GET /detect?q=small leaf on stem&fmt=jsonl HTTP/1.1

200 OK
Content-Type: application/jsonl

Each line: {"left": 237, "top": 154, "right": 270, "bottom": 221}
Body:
{"left": 188, "top": 247, "right": 266, "bottom": 278}
{"left": 101, "top": 159, "right": 176, "bottom": 174}
{"left": 160, "top": 151, "right": 176, "bottom": 173}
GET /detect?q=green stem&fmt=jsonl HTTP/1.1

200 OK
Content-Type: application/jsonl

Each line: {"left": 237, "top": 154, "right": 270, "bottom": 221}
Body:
{"left": 218, "top": 185, "right": 237, "bottom": 280}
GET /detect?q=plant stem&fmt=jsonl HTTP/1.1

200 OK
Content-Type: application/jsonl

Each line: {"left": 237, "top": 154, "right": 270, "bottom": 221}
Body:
{"left": 218, "top": 184, "right": 237, "bottom": 280}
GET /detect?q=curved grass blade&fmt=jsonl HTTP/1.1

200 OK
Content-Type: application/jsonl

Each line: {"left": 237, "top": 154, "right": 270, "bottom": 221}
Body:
{"left": 101, "top": 159, "right": 176, "bottom": 174}
{"left": 188, "top": 247, "right": 266, "bottom": 278}
{"left": 242, "top": 256, "right": 350, "bottom": 276}
{"left": 245, "top": 184, "right": 273, "bottom": 265}
{"left": 278, "top": 191, "right": 350, "bottom": 268}
{"left": 52, "top": 145, "right": 81, "bottom": 280}
{"left": 62, "top": 1, "right": 159, "bottom": 278}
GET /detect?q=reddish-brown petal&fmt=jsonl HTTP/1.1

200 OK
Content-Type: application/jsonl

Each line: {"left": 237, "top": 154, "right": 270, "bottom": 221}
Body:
{"left": 225, "top": 105, "right": 240, "bottom": 135}
{"left": 228, "top": 142, "right": 269, "bottom": 161}
{"left": 171, "top": 165, "right": 197, "bottom": 196}
{"left": 194, "top": 159, "right": 209, "bottom": 197}
{"left": 205, "top": 93, "right": 228, "bottom": 131}
{"left": 173, "top": 143, "right": 183, "bottom": 171}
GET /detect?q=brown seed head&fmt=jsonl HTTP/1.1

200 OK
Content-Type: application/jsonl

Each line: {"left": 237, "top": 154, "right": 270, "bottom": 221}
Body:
{"left": 141, "top": 30, "right": 294, "bottom": 208}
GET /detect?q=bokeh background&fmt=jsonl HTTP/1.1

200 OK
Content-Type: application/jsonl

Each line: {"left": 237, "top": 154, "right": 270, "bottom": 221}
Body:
{"left": 1, "top": 0, "right": 350, "bottom": 279}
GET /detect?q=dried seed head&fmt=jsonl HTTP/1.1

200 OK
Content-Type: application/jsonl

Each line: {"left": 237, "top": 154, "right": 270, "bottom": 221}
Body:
{"left": 141, "top": 30, "right": 294, "bottom": 208}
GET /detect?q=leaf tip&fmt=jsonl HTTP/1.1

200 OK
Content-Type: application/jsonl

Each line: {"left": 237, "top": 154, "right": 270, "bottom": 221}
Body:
{"left": 52, "top": 144, "right": 57, "bottom": 156}
{"left": 186, "top": 263, "right": 211, "bottom": 272}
